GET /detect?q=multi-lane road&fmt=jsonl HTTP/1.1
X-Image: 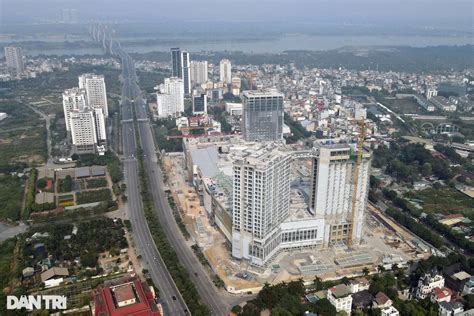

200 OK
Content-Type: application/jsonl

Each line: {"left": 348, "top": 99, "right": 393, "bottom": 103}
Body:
{"left": 118, "top": 52, "right": 190, "bottom": 315}
{"left": 103, "top": 27, "right": 249, "bottom": 315}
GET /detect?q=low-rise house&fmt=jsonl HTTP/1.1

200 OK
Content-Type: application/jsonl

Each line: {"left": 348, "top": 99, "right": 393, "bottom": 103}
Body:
{"left": 381, "top": 306, "right": 400, "bottom": 316}
{"left": 327, "top": 284, "right": 352, "bottom": 315}
{"left": 348, "top": 277, "right": 370, "bottom": 293}
{"left": 22, "top": 267, "right": 35, "bottom": 278}
{"left": 40, "top": 267, "right": 69, "bottom": 288}
{"left": 463, "top": 277, "right": 474, "bottom": 295}
{"left": 416, "top": 270, "right": 445, "bottom": 300}
{"left": 373, "top": 292, "right": 392, "bottom": 309}
{"left": 431, "top": 287, "right": 453, "bottom": 303}
{"left": 352, "top": 290, "right": 373, "bottom": 309}
{"left": 438, "top": 301, "right": 464, "bottom": 316}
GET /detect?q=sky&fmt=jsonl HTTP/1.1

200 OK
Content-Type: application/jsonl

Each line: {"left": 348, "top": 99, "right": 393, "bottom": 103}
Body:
{"left": 0, "top": 0, "right": 472, "bottom": 30}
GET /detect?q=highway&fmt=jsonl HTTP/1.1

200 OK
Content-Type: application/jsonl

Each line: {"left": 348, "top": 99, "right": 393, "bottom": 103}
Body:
{"left": 134, "top": 91, "right": 231, "bottom": 315}
{"left": 118, "top": 51, "right": 190, "bottom": 315}
{"left": 94, "top": 25, "right": 248, "bottom": 315}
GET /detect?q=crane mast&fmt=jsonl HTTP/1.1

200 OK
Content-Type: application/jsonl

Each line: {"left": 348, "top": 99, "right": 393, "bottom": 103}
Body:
{"left": 347, "top": 120, "right": 366, "bottom": 247}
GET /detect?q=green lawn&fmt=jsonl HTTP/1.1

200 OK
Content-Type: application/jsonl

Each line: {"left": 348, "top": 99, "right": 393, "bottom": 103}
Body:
{"left": 413, "top": 187, "right": 474, "bottom": 215}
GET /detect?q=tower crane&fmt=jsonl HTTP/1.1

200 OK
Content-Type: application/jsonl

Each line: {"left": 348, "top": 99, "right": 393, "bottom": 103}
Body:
{"left": 347, "top": 120, "right": 367, "bottom": 247}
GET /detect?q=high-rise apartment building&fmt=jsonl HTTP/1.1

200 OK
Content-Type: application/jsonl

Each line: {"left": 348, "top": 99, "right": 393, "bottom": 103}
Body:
{"left": 78, "top": 74, "right": 109, "bottom": 116}
{"left": 192, "top": 93, "right": 207, "bottom": 114}
{"left": 63, "top": 88, "right": 87, "bottom": 131}
{"left": 242, "top": 89, "right": 284, "bottom": 141}
{"left": 69, "top": 107, "right": 107, "bottom": 154}
{"left": 70, "top": 110, "right": 98, "bottom": 153}
{"left": 309, "top": 142, "right": 371, "bottom": 247}
{"left": 190, "top": 60, "right": 208, "bottom": 85}
{"left": 232, "top": 146, "right": 294, "bottom": 265}
{"left": 170, "top": 48, "right": 191, "bottom": 96}
{"left": 219, "top": 59, "right": 232, "bottom": 84}
{"left": 156, "top": 77, "right": 184, "bottom": 118}
{"left": 4, "top": 46, "right": 24, "bottom": 74}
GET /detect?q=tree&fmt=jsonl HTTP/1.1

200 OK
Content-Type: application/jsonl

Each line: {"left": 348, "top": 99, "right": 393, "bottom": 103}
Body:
{"left": 362, "top": 267, "right": 370, "bottom": 276}
{"left": 80, "top": 252, "right": 98, "bottom": 268}
{"left": 311, "top": 298, "right": 337, "bottom": 316}
{"left": 36, "top": 178, "right": 47, "bottom": 190}
{"left": 421, "top": 162, "right": 432, "bottom": 177}
{"left": 231, "top": 305, "right": 242, "bottom": 314}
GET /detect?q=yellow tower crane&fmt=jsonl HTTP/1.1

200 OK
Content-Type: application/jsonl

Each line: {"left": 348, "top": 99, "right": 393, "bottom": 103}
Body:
{"left": 347, "top": 120, "right": 367, "bottom": 247}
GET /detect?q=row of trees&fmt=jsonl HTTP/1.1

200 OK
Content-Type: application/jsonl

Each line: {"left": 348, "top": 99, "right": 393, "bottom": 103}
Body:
{"left": 385, "top": 207, "right": 444, "bottom": 248}
{"left": 23, "top": 168, "right": 38, "bottom": 219}
{"left": 135, "top": 147, "right": 210, "bottom": 315}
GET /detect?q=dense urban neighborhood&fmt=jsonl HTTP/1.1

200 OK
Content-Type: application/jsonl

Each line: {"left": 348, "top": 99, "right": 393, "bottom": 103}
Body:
{"left": 0, "top": 3, "right": 473, "bottom": 315}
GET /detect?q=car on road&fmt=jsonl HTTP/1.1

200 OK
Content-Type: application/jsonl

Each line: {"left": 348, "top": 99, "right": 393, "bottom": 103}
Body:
{"left": 172, "top": 295, "right": 176, "bottom": 301}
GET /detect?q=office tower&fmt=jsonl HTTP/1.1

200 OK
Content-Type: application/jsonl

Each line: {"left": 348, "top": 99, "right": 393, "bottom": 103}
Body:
{"left": 192, "top": 94, "right": 207, "bottom": 114}
{"left": 156, "top": 77, "right": 184, "bottom": 118}
{"left": 219, "top": 59, "right": 232, "bottom": 84}
{"left": 241, "top": 89, "right": 284, "bottom": 141}
{"left": 232, "top": 147, "right": 293, "bottom": 266}
{"left": 70, "top": 110, "right": 98, "bottom": 153}
{"left": 4, "top": 46, "right": 24, "bottom": 74}
{"left": 231, "top": 77, "right": 241, "bottom": 96}
{"left": 170, "top": 48, "right": 191, "bottom": 96}
{"left": 63, "top": 88, "right": 87, "bottom": 131}
{"left": 309, "top": 142, "right": 371, "bottom": 247}
{"left": 78, "top": 74, "right": 109, "bottom": 116}
{"left": 171, "top": 48, "right": 182, "bottom": 78}
{"left": 181, "top": 51, "right": 191, "bottom": 96}
{"left": 190, "top": 60, "right": 208, "bottom": 85}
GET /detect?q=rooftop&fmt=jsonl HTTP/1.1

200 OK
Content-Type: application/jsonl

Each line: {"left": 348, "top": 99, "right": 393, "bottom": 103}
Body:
{"left": 329, "top": 284, "right": 350, "bottom": 299}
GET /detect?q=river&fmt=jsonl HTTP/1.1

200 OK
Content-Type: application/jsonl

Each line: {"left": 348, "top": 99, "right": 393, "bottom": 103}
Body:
{"left": 11, "top": 33, "right": 474, "bottom": 56}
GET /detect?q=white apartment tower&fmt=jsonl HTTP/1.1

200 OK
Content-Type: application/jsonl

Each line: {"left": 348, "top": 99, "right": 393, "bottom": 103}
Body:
{"left": 232, "top": 147, "right": 293, "bottom": 266}
{"left": 78, "top": 74, "right": 109, "bottom": 116}
{"left": 63, "top": 88, "right": 87, "bottom": 131}
{"left": 219, "top": 59, "right": 232, "bottom": 84}
{"left": 310, "top": 142, "right": 371, "bottom": 247}
{"left": 190, "top": 60, "right": 208, "bottom": 86}
{"left": 70, "top": 110, "right": 98, "bottom": 153}
{"left": 4, "top": 46, "right": 24, "bottom": 74}
{"left": 156, "top": 77, "right": 184, "bottom": 118}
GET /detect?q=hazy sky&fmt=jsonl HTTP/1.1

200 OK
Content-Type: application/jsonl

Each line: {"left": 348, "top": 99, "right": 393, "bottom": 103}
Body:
{"left": 1, "top": 0, "right": 473, "bottom": 29}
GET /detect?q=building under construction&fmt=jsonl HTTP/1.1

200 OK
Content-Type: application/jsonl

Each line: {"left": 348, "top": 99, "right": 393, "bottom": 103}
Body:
{"left": 184, "top": 135, "right": 371, "bottom": 267}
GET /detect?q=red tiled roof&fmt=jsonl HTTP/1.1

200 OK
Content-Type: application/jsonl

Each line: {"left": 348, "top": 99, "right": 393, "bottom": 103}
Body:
{"left": 374, "top": 292, "right": 390, "bottom": 305}
{"left": 433, "top": 287, "right": 453, "bottom": 300}
{"left": 93, "top": 276, "right": 160, "bottom": 316}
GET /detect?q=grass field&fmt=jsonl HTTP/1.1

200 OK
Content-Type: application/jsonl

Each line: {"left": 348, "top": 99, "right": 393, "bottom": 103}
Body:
{"left": 413, "top": 187, "right": 474, "bottom": 215}
{"left": 0, "top": 101, "right": 47, "bottom": 166}
{"left": 381, "top": 97, "right": 429, "bottom": 115}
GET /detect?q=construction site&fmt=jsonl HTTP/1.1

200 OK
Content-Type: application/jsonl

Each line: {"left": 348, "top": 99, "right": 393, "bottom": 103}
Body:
{"left": 158, "top": 130, "right": 434, "bottom": 293}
